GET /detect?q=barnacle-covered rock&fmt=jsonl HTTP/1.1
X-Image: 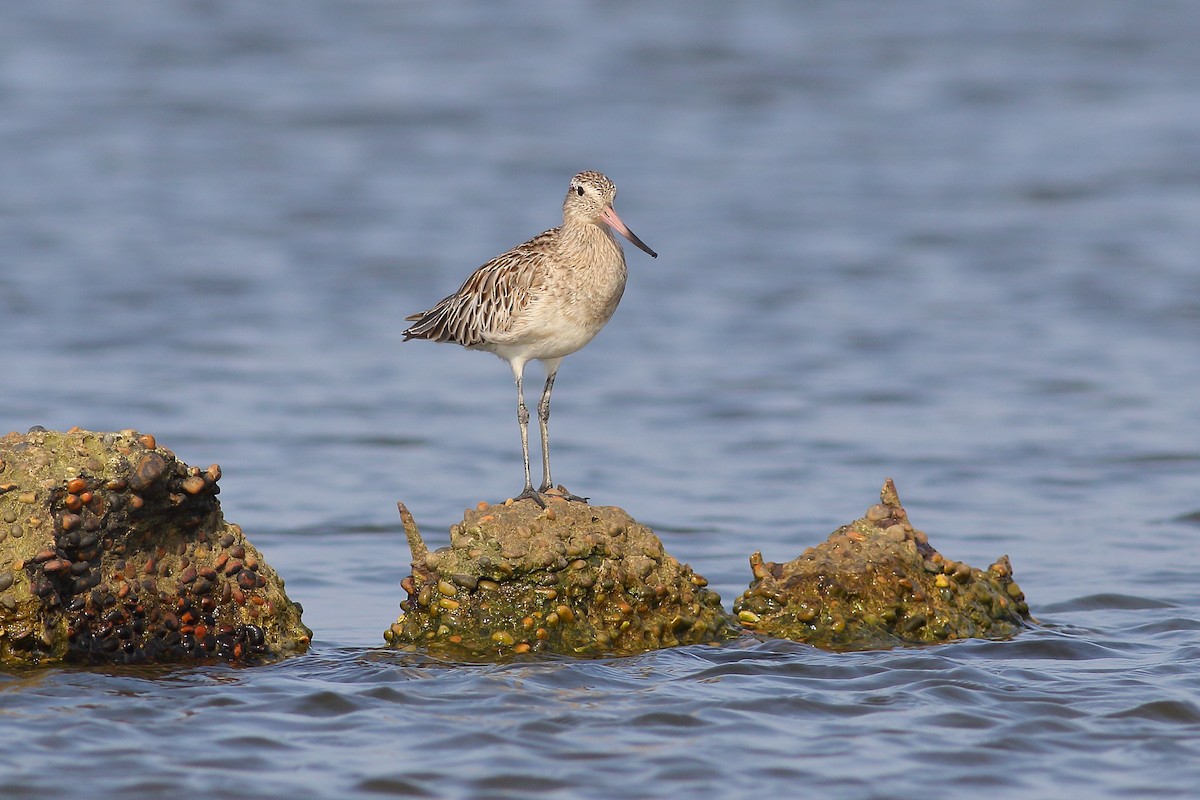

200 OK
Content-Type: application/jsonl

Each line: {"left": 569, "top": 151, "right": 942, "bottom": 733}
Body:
{"left": 0, "top": 427, "right": 311, "bottom": 666}
{"left": 386, "top": 496, "right": 737, "bottom": 658}
{"left": 734, "top": 479, "right": 1031, "bottom": 650}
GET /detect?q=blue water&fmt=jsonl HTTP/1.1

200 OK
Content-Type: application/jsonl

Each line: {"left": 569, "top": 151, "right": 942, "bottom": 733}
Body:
{"left": 3, "top": 2, "right": 1200, "bottom": 798}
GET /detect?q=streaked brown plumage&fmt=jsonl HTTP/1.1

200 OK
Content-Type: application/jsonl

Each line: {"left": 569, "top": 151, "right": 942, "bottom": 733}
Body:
{"left": 404, "top": 170, "right": 656, "bottom": 506}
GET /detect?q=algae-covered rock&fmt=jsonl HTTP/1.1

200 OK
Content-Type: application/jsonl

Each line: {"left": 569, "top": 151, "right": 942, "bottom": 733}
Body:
{"left": 0, "top": 427, "right": 311, "bottom": 666}
{"left": 386, "top": 496, "right": 738, "bottom": 658}
{"left": 734, "top": 479, "right": 1031, "bottom": 650}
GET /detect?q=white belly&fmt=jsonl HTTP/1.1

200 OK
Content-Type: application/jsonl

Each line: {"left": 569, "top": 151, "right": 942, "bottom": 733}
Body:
{"left": 486, "top": 274, "right": 626, "bottom": 364}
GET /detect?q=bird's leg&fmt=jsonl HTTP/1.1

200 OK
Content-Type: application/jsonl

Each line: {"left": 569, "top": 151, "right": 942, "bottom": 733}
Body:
{"left": 536, "top": 367, "right": 588, "bottom": 504}
{"left": 513, "top": 372, "right": 545, "bottom": 508}
{"left": 536, "top": 371, "right": 556, "bottom": 492}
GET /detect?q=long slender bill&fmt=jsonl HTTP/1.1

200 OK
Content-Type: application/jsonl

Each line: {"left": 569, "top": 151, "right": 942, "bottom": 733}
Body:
{"left": 601, "top": 206, "right": 657, "bottom": 258}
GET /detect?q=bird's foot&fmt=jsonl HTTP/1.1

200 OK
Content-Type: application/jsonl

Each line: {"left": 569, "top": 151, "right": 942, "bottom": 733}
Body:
{"left": 540, "top": 484, "right": 590, "bottom": 504}
{"left": 512, "top": 486, "right": 547, "bottom": 508}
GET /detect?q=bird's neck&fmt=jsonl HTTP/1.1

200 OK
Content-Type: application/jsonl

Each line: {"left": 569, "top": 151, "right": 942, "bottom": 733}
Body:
{"left": 558, "top": 218, "right": 623, "bottom": 259}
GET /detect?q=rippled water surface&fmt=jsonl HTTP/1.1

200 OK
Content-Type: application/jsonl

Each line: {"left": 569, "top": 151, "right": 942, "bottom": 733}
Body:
{"left": 3, "top": 2, "right": 1200, "bottom": 798}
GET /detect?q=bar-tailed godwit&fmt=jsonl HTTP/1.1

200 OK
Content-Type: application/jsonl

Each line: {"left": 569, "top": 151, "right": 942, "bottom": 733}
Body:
{"left": 404, "top": 170, "right": 657, "bottom": 506}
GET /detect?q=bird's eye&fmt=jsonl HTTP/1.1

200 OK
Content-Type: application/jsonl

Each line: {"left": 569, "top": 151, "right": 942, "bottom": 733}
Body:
{"left": 575, "top": 185, "right": 585, "bottom": 196}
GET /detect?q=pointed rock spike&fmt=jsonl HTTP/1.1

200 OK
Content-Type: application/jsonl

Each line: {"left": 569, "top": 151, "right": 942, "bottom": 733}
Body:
{"left": 397, "top": 501, "right": 429, "bottom": 565}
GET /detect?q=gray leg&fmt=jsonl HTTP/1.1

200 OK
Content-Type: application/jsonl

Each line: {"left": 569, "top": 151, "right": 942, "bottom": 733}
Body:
{"left": 535, "top": 365, "right": 588, "bottom": 503}
{"left": 514, "top": 372, "right": 545, "bottom": 507}
{"left": 537, "top": 371, "right": 556, "bottom": 492}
